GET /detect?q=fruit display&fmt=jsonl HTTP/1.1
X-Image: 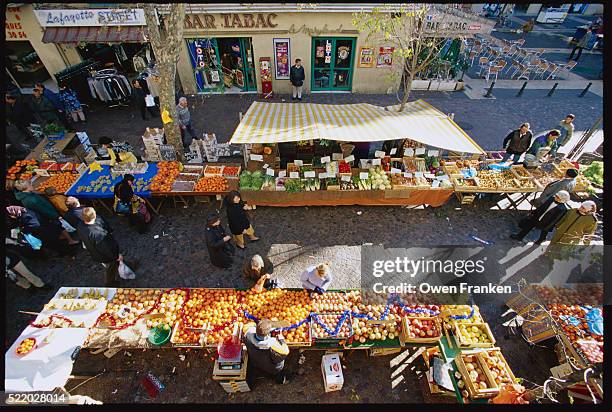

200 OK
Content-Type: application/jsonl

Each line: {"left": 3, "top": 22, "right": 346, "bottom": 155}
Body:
{"left": 7, "top": 159, "right": 38, "bottom": 181}
{"left": 104, "top": 288, "right": 163, "bottom": 328}
{"left": 456, "top": 353, "right": 497, "bottom": 398}
{"left": 575, "top": 341, "right": 603, "bottom": 364}
{"left": 548, "top": 305, "right": 603, "bottom": 344}
{"left": 239, "top": 170, "right": 264, "bottom": 190}
{"left": 222, "top": 166, "right": 241, "bottom": 177}
{"left": 312, "top": 292, "right": 350, "bottom": 312}
{"left": 194, "top": 175, "right": 228, "bottom": 192}
{"left": 147, "top": 289, "right": 188, "bottom": 328}
{"left": 57, "top": 288, "right": 108, "bottom": 300}
{"left": 43, "top": 299, "right": 102, "bottom": 311}
{"left": 181, "top": 165, "right": 204, "bottom": 175}
{"left": 479, "top": 349, "right": 516, "bottom": 386}
{"left": 204, "top": 165, "right": 224, "bottom": 175}
{"left": 16, "top": 338, "right": 36, "bottom": 355}
{"left": 402, "top": 317, "right": 441, "bottom": 342}
{"left": 171, "top": 322, "right": 204, "bottom": 346}
{"left": 350, "top": 303, "right": 402, "bottom": 344}
{"left": 36, "top": 172, "right": 80, "bottom": 193}
{"left": 369, "top": 167, "right": 391, "bottom": 190}
{"left": 312, "top": 313, "right": 352, "bottom": 339}
{"left": 150, "top": 161, "right": 181, "bottom": 192}
{"left": 534, "top": 285, "right": 603, "bottom": 306}
{"left": 182, "top": 289, "right": 241, "bottom": 345}
{"left": 454, "top": 323, "right": 495, "bottom": 347}
{"left": 442, "top": 162, "right": 461, "bottom": 176}
{"left": 338, "top": 161, "right": 351, "bottom": 173}
{"left": 510, "top": 166, "right": 532, "bottom": 179}
{"left": 476, "top": 170, "right": 535, "bottom": 191}
{"left": 176, "top": 173, "right": 200, "bottom": 182}
{"left": 75, "top": 174, "right": 114, "bottom": 194}
{"left": 441, "top": 305, "right": 484, "bottom": 330}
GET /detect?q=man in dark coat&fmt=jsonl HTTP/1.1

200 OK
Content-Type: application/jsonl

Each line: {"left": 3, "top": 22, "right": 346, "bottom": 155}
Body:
{"left": 289, "top": 59, "right": 305, "bottom": 101}
{"left": 64, "top": 197, "right": 86, "bottom": 229}
{"left": 205, "top": 212, "right": 234, "bottom": 268}
{"left": 511, "top": 190, "right": 570, "bottom": 244}
{"left": 132, "top": 79, "right": 158, "bottom": 120}
{"left": 6, "top": 93, "right": 36, "bottom": 142}
{"left": 29, "top": 87, "right": 61, "bottom": 126}
{"left": 532, "top": 168, "right": 577, "bottom": 208}
{"left": 501, "top": 123, "right": 533, "bottom": 164}
{"left": 77, "top": 207, "right": 128, "bottom": 286}
{"left": 224, "top": 191, "right": 259, "bottom": 250}
{"left": 243, "top": 319, "right": 290, "bottom": 386}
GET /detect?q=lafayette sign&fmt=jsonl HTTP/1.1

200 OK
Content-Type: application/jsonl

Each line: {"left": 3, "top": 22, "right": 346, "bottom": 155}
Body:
{"left": 34, "top": 9, "right": 146, "bottom": 27}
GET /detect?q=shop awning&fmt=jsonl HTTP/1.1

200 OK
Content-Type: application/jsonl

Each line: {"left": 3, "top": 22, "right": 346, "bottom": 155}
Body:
{"left": 42, "top": 26, "right": 147, "bottom": 44}
{"left": 230, "top": 100, "right": 485, "bottom": 154}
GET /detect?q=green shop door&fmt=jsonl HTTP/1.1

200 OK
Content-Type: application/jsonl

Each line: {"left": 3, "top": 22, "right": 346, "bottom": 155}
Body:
{"left": 311, "top": 37, "right": 356, "bottom": 91}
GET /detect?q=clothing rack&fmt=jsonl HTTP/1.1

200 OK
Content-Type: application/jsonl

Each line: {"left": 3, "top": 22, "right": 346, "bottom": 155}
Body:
{"left": 87, "top": 69, "right": 132, "bottom": 108}
{"left": 55, "top": 60, "right": 102, "bottom": 103}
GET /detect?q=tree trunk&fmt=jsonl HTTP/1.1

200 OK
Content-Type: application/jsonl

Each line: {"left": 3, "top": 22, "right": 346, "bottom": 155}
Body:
{"left": 399, "top": 72, "right": 413, "bottom": 112}
{"left": 157, "top": 60, "right": 184, "bottom": 161}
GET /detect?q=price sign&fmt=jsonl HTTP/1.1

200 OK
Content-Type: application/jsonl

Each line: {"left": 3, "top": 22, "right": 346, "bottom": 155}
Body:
{"left": 278, "top": 170, "right": 287, "bottom": 177}
{"left": 321, "top": 156, "right": 331, "bottom": 163}
{"left": 341, "top": 175, "right": 351, "bottom": 182}
{"left": 332, "top": 153, "right": 343, "bottom": 160}
{"left": 390, "top": 148, "right": 397, "bottom": 155}
{"left": 34, "top": 168, "right": 50, "bottom": 177}
{"left": 250, "top": 154, "right": 263, "bottom": 161}
{"left": 424, "top": 173, "right": 435, "bottom": 179}
{"left": 304, "top": 171, "right": 316, "bottom": 178}
{"left": 428, "top": 149, "right": 439, "bottom": 157}
{"left": 415, "top": 148, "right": 426, "bottom": 155}
{"left": 344, "top": 155, "right": 355, "bottom": 163}
{"left": 404, "top": 148, "right": 415, "bottom": 156}
{"left": 372, "top": 159, "right": 382, "bottom": 166}
{"left": 262, "top": 163, "right": 269, "bottom": 169}
{"left": 415, "top": 172, "right": 424, "bottom": 178}
{"left": 290, "top": 172, "right": 300, "bottom": 179}
{"left": 294, "top": 159, "right": 303, "bottom": 166}
{"left": 432, "top": 180, "right": 440, "bottom": 188}
{"left": 390, "top": 168, "right": 401, "bottom": 174}
{"left": 374, "top": 150, "right": 386, "bottom": 158}
{"left": 319, "top": 172, "right": 328, "bottom": 179}
{"left": 266, "top": 168, "right": 275, "bottom": 176}
{"left": 437, "top": 174, "right": 449, "bottom": 181}
{"left": 403, "top": 172, "right": 413, "bottom": 178}
{"left": 359, "top": 172, "right": 369, "bottom": 180}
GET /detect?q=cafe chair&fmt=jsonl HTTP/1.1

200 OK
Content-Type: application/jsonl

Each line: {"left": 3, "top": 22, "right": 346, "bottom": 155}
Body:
{"left": 477, "top": 57, "right": 490, "bottom": 76}
{"left": 485, "top": 64, "right": 502, "bottom": 82}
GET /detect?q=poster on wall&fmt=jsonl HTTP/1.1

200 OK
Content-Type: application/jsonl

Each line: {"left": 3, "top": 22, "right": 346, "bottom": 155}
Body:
{"left": 316, "top": 46, "right": 325, "bottom": 58}
{"left": 358, "top": 47, "right": 375, "bottom": 68}
{"left": 273, "top": 38, "right": 290, "bottom": 80}
{"left": 377, "top": 46, "right": 395, "bottom": 67}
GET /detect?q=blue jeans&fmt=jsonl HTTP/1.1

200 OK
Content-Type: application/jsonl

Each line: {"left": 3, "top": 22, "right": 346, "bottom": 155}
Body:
{"left": 502, "top": 152, "right": 522, "bottom": 164}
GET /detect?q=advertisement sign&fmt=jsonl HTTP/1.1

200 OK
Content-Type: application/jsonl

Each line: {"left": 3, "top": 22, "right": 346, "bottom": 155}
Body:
{"left": 273, "top": 38, "right": 290, "bottom": 80}
{"left": 358, "top": 47, "right": 375, "bottom": 68}
{"left": 377, "top": 46, "right": 395, "bottom": 67}
{"left": 34, "top": 9, "right": 146, "bottom": 27}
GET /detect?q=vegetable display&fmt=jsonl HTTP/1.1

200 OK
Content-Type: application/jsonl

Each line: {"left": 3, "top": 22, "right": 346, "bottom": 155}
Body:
{"left": 582, "top": 161, "right": 603, "bottom": 186}
{"left": 239, "top": 170, "right": 264, "bottom": 190}
{"left": 369, "top": 167, "right": 392, "bottom": 190}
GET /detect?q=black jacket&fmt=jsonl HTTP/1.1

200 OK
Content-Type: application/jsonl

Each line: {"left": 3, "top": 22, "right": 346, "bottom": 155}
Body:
{"left": 17, "top": 208, "right": 63, "bottom": 246}
{"left": 205, "top": 225, "right": 234, "bottom": 268}
{"left": 527, "top": 197, "right": 570, "bottom": 232}
{"left": 77, "top": 220, "right": 119, "bottom": 263}
{"left": 503, "top": 129, "right": 533, "bottom": 154}
{"left": 114, "top": 179, "right": 134, "bottom": 204}
{"left": 6, "top": 98, "right": 35, "bottom": 128}
{"left": 132, "top": 86, "right": 147, "bottom": 105}
{"left": 225, "top": 200, "right": 250, "bottom": 235}
{"left": 290, "top": 65, "right": 305, "bottom": 87}
{"left": 243, "top": 330, "right": 288, "bottom": 374}
{"left": 63, "top": 206, "right": 85, "bottom": 229}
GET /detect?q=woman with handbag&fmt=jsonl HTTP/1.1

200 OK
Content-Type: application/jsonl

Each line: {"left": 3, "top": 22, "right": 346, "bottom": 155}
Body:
{"left": 113, "top": 174, "right": 151, "bottom": 233}
{"left": 205, "top": 213, "right": 235, "bottom": 269}
{"left": 6, "top": 206, "right": 79, "bottom": 253}
{"left": 132, "top": 78, "right": 158, "bottom": 120}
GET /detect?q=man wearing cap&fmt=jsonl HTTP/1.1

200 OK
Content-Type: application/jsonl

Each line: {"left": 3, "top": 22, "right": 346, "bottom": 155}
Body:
{"left": 511, "top": 190, "right": 571, "bottom": 244}
{"left": 532, "top": 168, "right": 578, "bottom": 208}
{"left": 549, "top": 201, "right": 598, "bottom": 245}
{"left": 205, "top": 212, "right": 234, "bottom": 269}
{"left": 243, "top": 319, "right": 290, "bottom": 386}
{"left": 501, "top": 123, "right": 533, "bottom": 164}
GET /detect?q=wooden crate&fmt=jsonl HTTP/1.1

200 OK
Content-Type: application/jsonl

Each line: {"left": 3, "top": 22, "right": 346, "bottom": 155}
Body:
{"left": 452, "top": 322, "right": 495, "bottom": 348}
{"left": 219, "top": 380, "right": 250, "bottom": 393}
{"left": 521, "top": 318, "right": 557, "bottom": 344}
{"left": 400, "top": 316, "right": 442, "bottom": 344}
{"left": 454, "top": 352, "right": 499, "bottom": 399}
{"left": 472, "top": 348, "right": 517, "bottom": 386}
{"left": 368, "top": 347, "right": 402, "bottom": 357}
{"left": 170, "top": 321, "right": 205, "bottom": 348}
{"left": 510, "top": 165, "right": 534, "bottom": 180}
{"left": 455, "top": 192, "right": 476, "bottom": 205}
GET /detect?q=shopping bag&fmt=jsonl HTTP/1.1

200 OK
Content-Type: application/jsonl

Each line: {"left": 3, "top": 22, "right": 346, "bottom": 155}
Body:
{"left": 59, "top": 217, "right": 76, "bottom": 232}
{"left": 114, "top": 198, "right": 131, "bottom": 214}
{"left": 118, "top": 261, "right": 136, "bottom": 280}
{"left": 138, "top": 202, "right": 151, "bottom": 224}
{"left": 145, "top": 94, "right": 155, "bottom": 107}
{"left": 23, "top": 233, "right": 43, "bottom": 250}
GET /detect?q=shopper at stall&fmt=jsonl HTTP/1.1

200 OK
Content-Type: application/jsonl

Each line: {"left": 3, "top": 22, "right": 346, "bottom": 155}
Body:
{"left": 569, "top": 27, "right": 592, "bottom": 62}
{"left": 98, "top": 136, "right": 138, "bottom": 166}
{"left": 550, "top": 114, "right": 575, "bottom": 157}
{"left": 14, "top": 180, "right": 60, "bottom": 220}
{"left": 243, "top": 319, "right": 290, "bottom": 386}
{"left": 549, "top": 201, "right": 598, "bottom": 245}
{"left": 176, "top": 96, "right": 198, "bottom": 149}
{"left": 224, "top": 191, "right": 260, "bottom": 250}
{"left": 58, "top": 83, "right": 86, "bottom": 124}
{"left": 132, "top": 78, "right": 158, "bottom": 120}
{"left": 205, "top": 212, "right": 235, "bottom": 269}
{"left": 43, "top": 187, "right": 69, "bottom": 215}
{"left": 510, "top": 190, "right": 571, "bottom": 244}
{"left": 300, "top": 262, "right": 333, "bottom": 295}
{"left": 34, "top": 83, "right": 74, "bottom": 131}
{"left": 243, "top": 254, "right": 276, "bottom": 292}
{"left": 77, "top": 207, "right": 133, "bottom": 286}
{"left": 526, "top": 129, "right": 561, "bottom": 158}
{"left": 64, "top": 197, "right": 86, "bottom": 229}
{"left": 501, "top": 123, "right": 533, "bottom": 164}
{"left": 6, "top": 206, "right": 79, "bottom": 250}
{"left": 6, "top": 92, "right": 36, "bottom": 142}
{"left": 28, "top": 86, "right": 61, "bottom": 126}
{"left": 532, "top": 168, "right": 578, "bottom": 208}
{"left": 290, "top": 59, "right": 305, "bottom": 101}
{"left": 113, "top": 174, "right": 150, "bottom": 233}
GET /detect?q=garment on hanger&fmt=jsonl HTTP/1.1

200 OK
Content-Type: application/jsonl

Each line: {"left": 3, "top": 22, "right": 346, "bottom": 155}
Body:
{"left": 87, "top": 69, "right": 132, "bottom": 103}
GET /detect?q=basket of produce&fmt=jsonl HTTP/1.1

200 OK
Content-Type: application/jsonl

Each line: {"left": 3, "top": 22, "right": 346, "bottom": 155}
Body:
{"left": 325, "top": 177, "right": 340, "bottom": 191}
{"left": 284, "top": 178, "right": 304, "bottom": 193}
{"left": 222, "top": 165, "right": 241, "bottom": 179}
{"left": 369, "top": 167, "right": 392, "bottom": 190}
{"left": 440, "top": 305, "right": 483, "bottom": 329}
{"left": 442, "top": 162, "right": 462, "bottom": 177}
{"left": 15, "top": 337, "right": 37, "bottom": 356}
{"left": 170, "top": 322, "right": 205, "bottom": 348}
{"left": 400, "top": 316, "right": 442, "bottom": 344}
{"left": 204, "top": 165, "right": 224, "bottom": 176}
{"left": 453, "top": 322, "right": 496, "bottom": 348}
{"left": 303, "top": 178, "right": 320, "bottom": 191}
{"left": 194, "top": 176, "right": 228, "bottom": 193}
{"left": 452, "top": 177, "right": 479, "bottom": 191}
{"left": 311, "top": 312, "right": 353, "bottom": 343}
{"left": 171, "top": 180, "right": 195, "bottom": 192}
{"left": 510, "top": 165, "right": 533, "bottom": 180}
{"left": 477, "top": 348, "right": 517, "bottom": 386}
{"left": 182, "top": 165, "right": 204, "bottom": 175}
{"left": 176, "top": 173, "right": 200, "bottom": 182}
{"left": 148, "top": 324, "right": 172, "bottom": 346}
{"left": 239, "top": 170, "right": 264, "bottom": 191}
{"left": 260, "top": 175, "right": 276, "bottom": 191}
{"left": 454, "top": 352, "right": 499, "bottom": 399}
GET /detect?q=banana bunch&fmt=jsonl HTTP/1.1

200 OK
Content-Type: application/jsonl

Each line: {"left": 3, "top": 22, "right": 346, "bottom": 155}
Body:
{"left": 80, "top": 288, "right": 108, "bottom": 300}
{"left": 59, "top": 288, "right": 79, "bottom": 299}
{"left": 68, "top": 300, "right": 98, "bottom": 311}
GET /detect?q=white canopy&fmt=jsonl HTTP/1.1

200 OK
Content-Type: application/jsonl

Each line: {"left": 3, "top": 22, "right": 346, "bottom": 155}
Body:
{"left": 230, "top": 99, "right": 484, "bottom": 154}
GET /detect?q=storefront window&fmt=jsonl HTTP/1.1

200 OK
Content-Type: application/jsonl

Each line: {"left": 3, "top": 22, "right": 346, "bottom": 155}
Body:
{"left": 311, "top": 37, "right": 356, "bottom": 92}
{"left": 5, "top": 41, "right": 51, "bottom": 88}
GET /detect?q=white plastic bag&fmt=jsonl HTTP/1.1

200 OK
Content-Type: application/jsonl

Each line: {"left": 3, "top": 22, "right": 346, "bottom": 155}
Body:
{"left": 144, "top": 94, "right": 155, "bottom": 107}
{"left": 59, "top": 217, "right": 76, "bottom": 232}
{"left": 118, "top": 261, "right": 136, "bottom": 279}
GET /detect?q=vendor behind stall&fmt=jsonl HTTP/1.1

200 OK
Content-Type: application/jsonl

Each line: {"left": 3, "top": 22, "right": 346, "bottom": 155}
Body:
{"left": 300, "top": 262, "right": 332, "bottom": 295}
{"left": 243, "top": 319, "right": 290, "bottom": 386}
{"left": 243, "top": 254, "right": 277, "bottom": 292}
{"left": 98, "top": 136, "right": 137, "bottom": 166}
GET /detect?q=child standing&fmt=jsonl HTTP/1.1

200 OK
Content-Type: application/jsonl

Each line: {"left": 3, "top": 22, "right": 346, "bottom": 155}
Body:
{"left": 58, "top": 83, "right": 86, "bottom": 123}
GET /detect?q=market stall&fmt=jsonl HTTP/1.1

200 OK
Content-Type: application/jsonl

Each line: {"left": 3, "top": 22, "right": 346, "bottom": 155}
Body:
{"left": 230, "top": 100, "right": 485, "bottom": 207}
{"left": 7, "top": 286, "right": 524, "bottom": 403}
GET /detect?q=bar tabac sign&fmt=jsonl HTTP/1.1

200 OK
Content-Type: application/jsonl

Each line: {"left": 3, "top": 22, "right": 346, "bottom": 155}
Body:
{"left": 185, "top": 13, "right": 278, "bottom": 30}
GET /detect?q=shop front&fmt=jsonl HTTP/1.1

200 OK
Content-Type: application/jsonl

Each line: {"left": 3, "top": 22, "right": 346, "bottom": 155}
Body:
{"left": 311, "top": 37, "right": 356, "bottom": 92}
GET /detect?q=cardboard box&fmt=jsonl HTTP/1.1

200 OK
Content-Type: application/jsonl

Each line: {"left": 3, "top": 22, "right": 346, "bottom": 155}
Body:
{"left": 321, "top": 353, "right": 344, "bottom": 392}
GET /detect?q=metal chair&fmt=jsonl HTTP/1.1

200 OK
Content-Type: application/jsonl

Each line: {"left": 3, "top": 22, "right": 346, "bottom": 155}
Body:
{"left": 514, "top": 38, "right": 526, "bottom": 47}
{"left": 512, "top": 63, "right": 532, "bottom": 80}
{"left": 558, "top": 60, "right": 578, "bottom": 79}
{"left": 545, "top": 63, "right": 560, "bottom": 80}
{"left": 505, "top": 59, "right": 521, "bottom": 75}
{"left": 495, "top": 59, "right": 508, "bottom": 73}
{"left": 485, "top": 65, "right": 502, "bottom": 82}
{"left": 533, "top": 48, "right": 546, "bottom": 58}
{"left": 477, "top": 57, "right": 490, "bottom": 76}
{"left": 468, "top": 51, "right": 478, "bottom": 67}
{"left": 534, "top": 60, "right": 551, "bottom": 79}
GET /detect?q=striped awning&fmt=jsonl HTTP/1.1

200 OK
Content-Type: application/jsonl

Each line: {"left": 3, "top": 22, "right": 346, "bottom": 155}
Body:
{"left": 42, "top": 26, "right": 147, "bottom": 44}
{"left": 230, "top": 99, "right": 484, "bottom": 154}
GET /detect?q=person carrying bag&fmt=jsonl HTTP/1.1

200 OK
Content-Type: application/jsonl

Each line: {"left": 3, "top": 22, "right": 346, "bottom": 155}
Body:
{"left": 113, "top": 174, "right": 151, "bottom": 233}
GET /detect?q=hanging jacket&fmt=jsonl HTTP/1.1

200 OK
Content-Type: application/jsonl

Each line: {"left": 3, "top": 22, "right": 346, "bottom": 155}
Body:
{"left": 550, "top": 209, "right": 598, "bottom": 245}
{"left": 15, "top": 191, "right": 60, "bottom": 220}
